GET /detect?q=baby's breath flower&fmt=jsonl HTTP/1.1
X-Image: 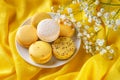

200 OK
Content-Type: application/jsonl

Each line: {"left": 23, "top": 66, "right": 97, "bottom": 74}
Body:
{"left": 89, "top": 48, "right": 93, "bottom": 53}
{"left": 110, "top": 19, "right": 115, "bottom": 25}
{"left": 95, "top": 18, "right": 102, "bottom": 26}
{"left": 84, "top": 13, "right": 89, "bottom": 17}
{"left": 77, "top": 0, "right": 80, "bottom": 3}
{"left": 77, "top": 32, "right": 82, "bottom": 38}
{"left": 96, "top": 39, "right": 105, "bottom": 46}
{"left": 95, "top": 0, "right": 100, "bottom": 5}
{"left": 64, "top": 21, "right": 67, "bottom": 25}
{"left": 100, "top": 8, "right": 105, "bottom": 13}
{"left": 106, "top": 21, "right": 114, "bottom": 28}
{"left": 95, "top": 22, "right": 101, "bottom": 26}
{"left": 113, "top": 25, "right": 118, "bottom": 31}
{"left": 115, "top": 19, "right": 120, "bottom": 26}
{"left": 60, "top": 15, "right": 67, "bottom": 20}
{"left": 96, "top": 18, "right": 102, "bottom": 24}
{"left": 88, "top": 18, "right": 92, "bottom": 23}
{"left": 104, "top": 12, "right": 110, "bottom": 19}
{"left": 97, "top": 12, "right": 102, "bottom": 17}
{"left": 111, "top": 11, "right": 116, "bottom": 16}
{"left": 72, "top": 0, "right": 77, "bottom": 4}
{"left": 85, "top": 45, "right": 89, "bottom": 49}
{"left": 84, "top": 25, "right": 89, "bottom": 29}
{"left": 106, "top": 20, "right": 111, "bottom": 25}
{"left": 67, "top": 8, "right": 73, "bottom": 14}
{"left": 71, "top": 18, "right": 76, "bottom": 22}
{"left": 93, "top": 16, "right": 97, "bottom": 21}
{"left": 109, "top": 49, "right": 114, "bottom": 54}
{"left": 106, "top": 46, "right": 111, "bottom": 50}
{"left": 88, "top": 16, "right": 93, "bottom": 23}
{"left": 84, "top": 41, "right": 89, "bottom": 45}
{"left": 84, "top": 7, "right": 89, "bottom": 13}
{"left": 94, "top": 26, "right": 100, "bottom": 32}
{"left": 83, "top": 30, "right": 87, "bottom": 35}
{"left": 84, "top": 2, "right": 88, "bottom": 7}
{"left": 107, "top": 25, "right": 113, "bottom": 28}
{"left": 76, "top": 22, "right": 82, "bottom": 27}
{"left": 64, "top": 21, "right": 72, "bottom": 26}
{"left": 70, "top": 14, "right": 74, "bottom": 18}
{"left": 86, "top": 34, "right": 90, "bottom": 38}
{"left": 96, "top": 46, "right": 100, "bottom": 51}
{"left": 100, "top": 48, "right": 107, "bottom": 55}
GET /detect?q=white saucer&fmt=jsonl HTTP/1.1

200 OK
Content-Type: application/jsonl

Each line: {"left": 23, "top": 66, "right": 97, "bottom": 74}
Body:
{"left": 15, "top": 13, "right": 81, "bottom": 68}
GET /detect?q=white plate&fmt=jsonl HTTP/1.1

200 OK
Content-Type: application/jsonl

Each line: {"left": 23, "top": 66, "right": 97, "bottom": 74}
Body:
{"left": 15, "top": 13, "right": 81, "bottom": 68}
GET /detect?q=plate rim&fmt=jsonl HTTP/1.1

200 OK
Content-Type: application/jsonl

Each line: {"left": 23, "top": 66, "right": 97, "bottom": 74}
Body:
{"left": 15, "top": 13, "right": 81, "bottom": 68}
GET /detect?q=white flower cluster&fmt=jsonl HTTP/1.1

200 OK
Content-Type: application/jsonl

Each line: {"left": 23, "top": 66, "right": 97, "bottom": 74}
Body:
{"left": 100, "top": 46, "right": 114, "bottom": 59}
{"left": 96, "top": 39, "right": 105, "bottom": 46}
{"left": 50, "top": 0, "right": 118, "bottom": 59}
{"left": 103, "top": 10, "right": 120, "bottom": 31}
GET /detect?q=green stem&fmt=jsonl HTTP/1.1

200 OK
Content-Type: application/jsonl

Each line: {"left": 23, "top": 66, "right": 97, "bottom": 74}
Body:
{"left": 113, "top": 8, "right": 120, "bottom": 19}
{"left": 88, "top": 1, "right": 95, "bottom": 6}
{"left": 106, "top": 28, "right": 110, "bottom": 45}
{"left": 100, "top": 2, "right": 120, "bottom": 6}
{"left": 107, "top": 0, "right": 112, "bottom": 12}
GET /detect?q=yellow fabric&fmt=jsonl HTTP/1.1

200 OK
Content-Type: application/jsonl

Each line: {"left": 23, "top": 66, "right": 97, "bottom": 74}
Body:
{"left": 0, "top": 0, "right": 120, "bottom": 80}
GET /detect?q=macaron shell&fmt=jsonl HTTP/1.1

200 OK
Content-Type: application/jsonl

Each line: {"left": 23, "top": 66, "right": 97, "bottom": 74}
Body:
{"left": 59, "top": 23, "right": 75, "bottom": 37}
{"left": 58, "top": 19, "right": 75, "bottom": 37}
{"left": 16, "top": 25, "right": 38, "bottom": 47}
{"left": 52, "top": 37, "right": 75, "bottom": 60}
{"left": 31, "top": 12, "right": 51, "bottom": 27}
{"left": 16, "top": 37, "right": 29, "bottom": 48}
{"left": 29, "top": 41, "right": 52, "bottom": 64}
{"left": 53, "top": 50, "right": 75, "bottom": 60}
{"left": 29, "top": 41, "right": 52, "bottom": 60}
{"left": 37, "top": 19, "right": 60, "bottom": 42}
{"left": 30, "top": 53, "right": 52, "bottom": 64}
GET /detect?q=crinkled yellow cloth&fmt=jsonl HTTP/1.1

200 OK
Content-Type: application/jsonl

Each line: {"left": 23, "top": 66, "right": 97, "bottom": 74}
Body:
{"left": 0, "top": 0, "right": 120, "bottom": 80}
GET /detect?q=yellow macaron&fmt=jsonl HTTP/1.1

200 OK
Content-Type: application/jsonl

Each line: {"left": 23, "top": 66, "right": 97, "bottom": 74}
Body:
{"left": 16, "top": 25, "right": 38, "bottom": 48}
{"left": 52, "top": 37, "right": 75, "bottom": 60}
{"left": 29, "top": 41, "right": 52, "bottom": 64}
{"left": 58, "top": 19, "right": 75, "bottom": 37}
{"left": 31, "top": 12, "right": 51, "bottom": 27}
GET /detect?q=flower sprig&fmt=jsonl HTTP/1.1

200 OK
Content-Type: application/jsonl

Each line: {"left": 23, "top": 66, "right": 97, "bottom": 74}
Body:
{"left": 51, "top": 0, "right": 120, "bottom": 60}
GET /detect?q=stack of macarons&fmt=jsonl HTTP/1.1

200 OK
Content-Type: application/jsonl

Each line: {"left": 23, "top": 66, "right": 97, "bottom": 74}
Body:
{"left": 16, "top": 12, "right": 76, "bottom": 64}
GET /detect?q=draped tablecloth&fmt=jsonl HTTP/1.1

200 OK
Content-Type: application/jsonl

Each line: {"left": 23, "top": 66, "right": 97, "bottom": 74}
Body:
{"left": 0, "top": 0, "right": 120, "bottom": 80}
